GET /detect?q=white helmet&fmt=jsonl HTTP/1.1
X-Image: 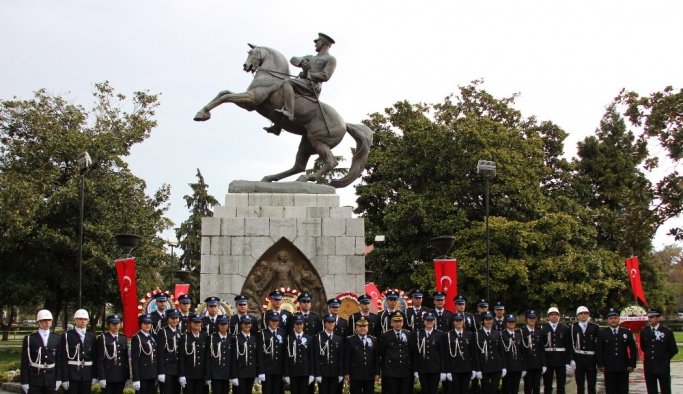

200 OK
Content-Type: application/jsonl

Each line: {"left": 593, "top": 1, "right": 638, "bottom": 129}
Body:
{"left": 547, "top": 307, "right": 560, "bottom": 315}
{"left": 36, "top": 309, "right": 53, "bottom": 321}
{"left": 576, "top": 306, "right": 589, "bottom": 315}
{"left": 74, "top": 309, "right": 90, "bottom": 320}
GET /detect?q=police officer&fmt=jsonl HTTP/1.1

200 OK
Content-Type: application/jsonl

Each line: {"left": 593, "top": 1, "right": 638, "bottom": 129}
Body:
{"left": 232, "top": 315, "right": 258, "bottom": 394}
{"left": 569, "top": 306, "right": 599, "bottom": 394}
{"left": 500, "top": 314, "right": 524, "bottom": 394}
{"left": 349, "top": 295, "right": 380, "bottom": 337}
{"left": 152, "top": 294, "right": 169, "bottom": 336}
{"left": 640, "top": 308, "right": 678, "bottom": 394}
{"left": 157, "top": 309, "right": 182, "bottom": 394}
{"left": 263, "top": 290, "right": 293, "bottom": 334}
{"left": 410, "top": 312, "right": 445, "bottom": 394}
{"left": 96, "top": 315, "right": 129, "bottom": 394}
{"left": 20, "top": 309, "right": 62, "bottom": 394}
{"left": 444, "top": 313, "right": 478, "bottom": 394}
{"left": 313, "top": 314, "right": 344, "bottom": 394}
{"left": 131, "top": 314, "right": 158, "bottom": 394}
{"left": 179, "top": 314, "right": 209, "bottom": 394}
{"left": 202, "top": 297, "right": 221, "bottom": 336}
{"left": 230, "top": 295, "right": 257, "bottom": 336}
{"left": 61, "top": 309, "right": 97, "bottom": 394}
{"left": 258, "top": 311, "right": 287, "bottom": 394}
{"left": 296, "top": 293, "right": 322, "bottom": 337}
{"left": 207, "top": 315, "right": 233, "bottom": 394}
{"left": 454, "top": 295, "right": 477, "bottom": 332}
{"left": 284, "top": 316, "right": 314, "bottom": 394}
{"left": 492, "top": 302, "right": 506, "bottom": 331}
{"left": 379, "top": 291, "right": 401, "bottom": 334}
{"left": 177, "top": 295, "right": 193, "bottom": 333}
{"left": 473, "top": 299, "right": 489, "bottom": 331}
{"left": 474, "top": 311, "right": 505, "bottom": 394}
{"left": 596, "top": 308, "right": 637, "bottom": 394}
{"left": 343, "top": 317, "right": 378, "bottom": 394}
{"left": 432, "top": 292, "right": 453, "bottom": 333}
{"left": 541, "top": 307, "right": 570, "bottom": 394}
{"left": 405, "top": 290, "right": 432, "bottom": 332}
{"left": 519, "top": 310, "right": 545, "bottom": 394}
{"left": 327, "top": 298, "right": 348, "bottom": 338}
{"left": 378, "top": 311, "right": 412, "bottom": 394}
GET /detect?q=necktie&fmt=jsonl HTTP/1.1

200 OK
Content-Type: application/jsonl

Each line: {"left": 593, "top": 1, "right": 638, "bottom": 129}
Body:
{"left": 297, "top": 335, "right": 301, "bottom": 341}
{"left": 613, "top": 329, "right": 618, "bottom": 336}
{"left": 458, "top": 333, "right": 462, "bottom": 339}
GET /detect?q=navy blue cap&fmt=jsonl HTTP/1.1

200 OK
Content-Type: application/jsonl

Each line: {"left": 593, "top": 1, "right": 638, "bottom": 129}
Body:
{"left": 178, "top": 294, "right": 192, "bottom": 304}
{"left": 269, "top": 290, "right": 284, "bottom": 300}
{"left": 454, "top": 295, "right": 466, "bottom": 304}
{"left": 267, "top": 311, "right": 281, "bottom": 321}
{"left": 482, "top": 311, "right": 494, "bottom": 320}
{"left": 234, "top": 295, "right": 248, "bottom": 305}
{"left": 358, "top": 294, "right": 371, "bottom": 304}
{"left": 327, "top": 298, "right": 341, "bottom": 308}
{"left": 386, "top": 291, "right": 399, "bottom": 300}
{"left": 297, "top": 293, "right": 312, "bottom": 302}
{"left": 452, "top": 312, "right": 464, "bottom": 321}
{"left": 166, "top": 309, "right": 180, "bottom": 318}
{"left": 138, "top": 314, "right": 153, "bottom": 324}
{"left": 240, "top": 315, "right": 254, "bottom": 324}
{"left": 323, "top": 313, "right": 336, "bottom": 323}
{"left": 525, "top": 310, "right": 538, "bottom": 319}
{"left": 647, "top": 308, "right": 661, "bottom": 317}
{"left": 155, "top": 293, "right": 168, "bottom": 301}
{"left": 216, "top": 315, "right": 230, "bottom": 324}
{"left": 293, "top": 315, "right": 304, "bottom": 324}
{"left": 106, "top": 315, "right": 121, "bottom": 324}
{"left": 205, "top": 296, "right": 220, "bottom": 306}
{"left": 189, "top": 313, "right": 203, "bottom": 322}
{"left": 391, "top": 311, "right": 404, "bottom": 321}
{"left": 410, "top": 289, "right": 423, "bottom": 298}
{"left": 606, "top": 308, "right": 619, "bottom": 318}
{"left": 433, "top": 291, "right": 446, "bottom": 300}
{"left": 423, "top": 312, "right": 436, "bottom": 321}
{"left": 504, "top": 314, "right": 516, "bottom": 323}
{"left": 477, "top": 299, "right": 489, "bottom": 308}
{"left": 494, "top": 301, "right": 505, "bottom": 310}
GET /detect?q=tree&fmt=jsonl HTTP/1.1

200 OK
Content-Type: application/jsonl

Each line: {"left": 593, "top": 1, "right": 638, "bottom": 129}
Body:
{"left": 176, "top": 169, "right": 218, "bottom": 300}
{"left": 0, "top": 83, "right": 172, "bottom": 328}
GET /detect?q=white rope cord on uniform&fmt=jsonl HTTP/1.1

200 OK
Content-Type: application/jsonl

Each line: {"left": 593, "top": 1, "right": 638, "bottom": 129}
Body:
{"left": 474, "top": 331, "right": 489, "bottom": 361}
{"left": 164, "top": 329, "right": 177, "bottom": 353}
{"left": 521, "top": 329, "right": 534, "bottom": 350}
{"left": 137, "top": 333, "right": 155, "bottom": 363}
{"left": 502, "top": 330, "right": 518, "bottom": 359}
{"left": 287, "top": 336, "right": 298, "bottom": 364}
{"left": 26, "top": 337, "right": 43, "bottom": 366}
{"left": 64, "top": 334, "right": 81, "bottom": 361}
{"left": 184, "top": 333, "right": 197, "bottom": 367}
{"left": 447, "top": 332, "right": 464, "bottom": 359}
{"left": 261, "top": 331, "right": 275, "bottom": 360}
{"left": 236, "top": 336, "right": 249, "bottom": 366}
{"left": 102, "top": 333, "right": 118, "bottom": 361}
{"left": 318, "top": 333, "right": 331, "bottom": 364}
{"left": 416, "top": 331, "right": 427, "bottom": 357}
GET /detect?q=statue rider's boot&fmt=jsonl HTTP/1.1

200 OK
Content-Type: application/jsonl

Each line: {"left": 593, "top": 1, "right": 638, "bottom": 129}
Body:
{"left": 263, "top": 125, "right": 282, "bottom": 136}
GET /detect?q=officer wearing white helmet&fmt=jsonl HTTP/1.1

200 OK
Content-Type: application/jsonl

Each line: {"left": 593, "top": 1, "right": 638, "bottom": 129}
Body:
{"left": 20, "top": 309, "right": 63, "bottom": 394}
{"left": 569, "top": 306, "right": 599, "bottom": 394}
{"left": 61, "top": 309, "right": 97, "bottom": 394}
{"left": 540, "top": 307, "right": 571, "bottom": 394}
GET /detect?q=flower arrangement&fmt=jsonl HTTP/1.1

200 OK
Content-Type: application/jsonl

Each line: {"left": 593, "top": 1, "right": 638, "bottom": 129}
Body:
{"left": 621, "top": 305, "right": 646, "bottom": 317}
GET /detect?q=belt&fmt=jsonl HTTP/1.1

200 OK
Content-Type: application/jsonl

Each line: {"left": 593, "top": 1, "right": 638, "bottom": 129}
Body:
{"left": 573, "top": 350, "right": 595, "bottom": 355}
{"left": 68, "top": 361, "right": 93, "bottom": 366}
{"left": 30, "top": 362, "right": 55, "bottom": 369}
{"left": 545, "top": 347, "right": 566, "bottom": 352}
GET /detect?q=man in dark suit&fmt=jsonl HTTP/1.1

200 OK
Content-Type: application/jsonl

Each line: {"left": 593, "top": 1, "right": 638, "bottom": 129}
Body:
{"left": 284, "top": 316, "right": 314, "bottom": 394}
{"left": 157, "top": 309, "right": 182, "bottom": 394}
{"left": 96, "top": 315, "right": 129, "bottom": 394}
{"left": 454, "top": 295, "right": 477, "bottom": 333}
{"left": 61, "top": 309, "right": 97, "bottom": 394}
{"left": 432, "top": 291, "right": 453, "bottom": 333}
{"left": 327, "top": 298, "right": 348, "bottom": 338}
{"left": 20, "top": 309, "right": 62, "bottom": 394}
{"left": 232, "top": 315, "right": 258, "bottom": 394}
{"left": 257, "top": 311, "right": 287, "bottom": 394}
{"left": 348, "top": 295, "right": 380, "bottom": 337}
{"left": 541, "top": 307, "right": 571, "bottom": 394}
{"left": 343, "top": 317, "right": 379, "bottom": 394}
{"left": 313, "top": 314, "right": 344, "bottom": 394}
{"left": 206, "top": 315, "right": 233, "bottom": 394}
{"left": 379, "top": 291, "right": 401, "bottom": 334}
{"left": 179, "top": 314, "right": 209, "bottom": 394}
{"left": 410, "top": 312, "right": 445, "bottom": 394}
{"left": 263, "top": 290, "right": 293, "bottom": 334}
{"left": 131, "top": 314, "right": 158, "bottom": 394}
{"left": 500, "top": 314, "right": 524, "bottom": 394}
{"left": 151, "top": 294, "right": 169, "bottom": 336}
{"left": 296, "top": 293, "right": 322, "bottom": 337}
{"left": 444, "top": 313, "right": 477, "bottom": 394}
{"left": 519, "top": 310, "right": 545, "bottom": 394}
{"left": 595, "top": 308, "right": 637, "bottom": 394}
{"left": 492, "top": 302, "right": 506, "bottom": 331}
{"left": 230, "top": 295, "right": 258, "bottom": 336}
{"left": 201, "top": 297, "right": 221, "bottom": 336}
{"left": 639, "top": 308, "right": 678, "bottom": 394}
{"left": 405, "top": 290, "right": 432, "bottom": 332}
{"left": 569, "top": 306, "right": 599, "bottom": 394}
{"left": 378, "top": 311, "right": 413, "bottom": 394}
{"left": 177, "top": 295, "right": 193, "bottom": 333}
{"left": 474, "top": 311, "right": 505, "bottom": 394}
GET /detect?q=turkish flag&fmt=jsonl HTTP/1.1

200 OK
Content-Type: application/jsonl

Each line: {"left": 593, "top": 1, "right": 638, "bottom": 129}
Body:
{"left": 115, "top": 257, "right": 138, "bottom": 338}
{"left": 625, "top": 256, "right": 648, "bottom": 306}
{"left": 364, "top": 282, "right": 382, "bottom": 314}
{"left": 175, "top": 283, "right": 190, "bottom": 300}
{"left": 434, "top": 259, "right": 458, "bottom": 311}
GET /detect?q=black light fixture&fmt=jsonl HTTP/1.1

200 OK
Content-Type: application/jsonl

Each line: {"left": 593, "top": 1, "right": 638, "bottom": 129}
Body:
{"left": 115, "top": 233, "right": 143, "bottom": 257}
{"left": 430, "top": 235, "right": 455, "bottom": 259}
{"left": 476, "top": 159, "right": 496, "bottom": 302}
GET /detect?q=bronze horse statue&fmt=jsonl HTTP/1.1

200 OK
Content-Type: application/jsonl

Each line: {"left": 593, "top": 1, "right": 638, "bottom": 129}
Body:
{"left": 194, "top": 44, "right": 373, "bottom": 188}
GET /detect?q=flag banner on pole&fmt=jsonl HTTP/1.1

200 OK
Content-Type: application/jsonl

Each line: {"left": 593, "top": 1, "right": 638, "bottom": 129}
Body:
{"left": 364, "top": 282, "right": 382, "bottom": 313}
{"left": 115, "top": 257, "right": 138, "bottom": 338}
{"left": 625, "top": 256, "right": 648, "bottom": 306}
{"left": 434, "top": 259, "right": 458, "bottom": 311}
{"left": 174, "top": 283, "right": 190, "bottom": 300}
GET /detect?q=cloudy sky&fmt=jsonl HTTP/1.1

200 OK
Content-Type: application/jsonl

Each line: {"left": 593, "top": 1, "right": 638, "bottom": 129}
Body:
{"left": 2, "top": 1, "right": 681, "bottom": 249}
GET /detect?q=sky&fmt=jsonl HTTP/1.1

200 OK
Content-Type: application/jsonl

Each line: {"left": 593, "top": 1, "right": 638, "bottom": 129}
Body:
{"left": 1, "top": 1, "right": 681, "bottom": 250}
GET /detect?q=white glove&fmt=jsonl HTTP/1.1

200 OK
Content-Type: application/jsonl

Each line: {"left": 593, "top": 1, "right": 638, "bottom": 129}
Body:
{"left": 542, "top": 367, "right": 547, "bottom": 374}
{"left": 258, "top": 374, "right": 266, "bottom": 382}
{"left": 446, "top": 372, "right": 453, "bottom": 381}
{"left": 471, "top": 371, "right": 477, "bottom": 380}
{"left": 205, "top": 380, "right": 211, "bottom": 386}
{"left": 501, "top": 368, "right": 507, "bottom": 378}
{"left": 522, "top": 371, "right": 527, "bottom": 378}
{"left": 62, "top": 382, "right": 70, "bottom": 391}
{"left": 308, "top": 376, "right": 314, "bottom": 385}
{"left": 99, "top": 380, "right": 107, "bottom": 388}
{"left": 56, "top": 381, "right": 62, "bottom": 391}
{"left": 440, "top": 373, "right": 447, "bottom": 382}
{"left": 178, "top": 377, "right": 187, "bottom": 388}
{"left": 158, "top": 374, "right": 166, "bottom": 383}
{"left": 283, "top": 376, "right": 290, "bottom": 385}
{"left": 475, "top": 371, "right": 483, "bottom": 380}
{"left": 92, "top": 379, "right": 98, "bottom": 385}
{"left": 565, "top": 364, "right": 572, "bottom": 372}
{"left": 338, "top": 376, "right": 343, "bottom": 383}
{"left": 414, "top": 372, "right": 419, "bottom": 380}
{"left": 21, "top": 384, "right": 29, "bottom": 393}
{"left": 570, "top": 360, "right": 576, "bottom": 370}
{"left": 133, "top": 381, "right": 141, "bottom": 391}
{"left": 230, "top": 379, "right": 239, "bottom": 387}
{"left": 315, "top": 376, "right": 322, "bottom": 383}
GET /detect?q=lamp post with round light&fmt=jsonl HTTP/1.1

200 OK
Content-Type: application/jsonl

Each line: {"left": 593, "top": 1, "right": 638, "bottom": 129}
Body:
{"left": 476, "top": 160, "right": 496, "bottom": 302}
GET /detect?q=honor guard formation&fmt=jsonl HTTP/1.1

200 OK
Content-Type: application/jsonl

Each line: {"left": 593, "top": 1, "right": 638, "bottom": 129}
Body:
{"left": 21, "top": 291, "right": 679, "bottom": 394}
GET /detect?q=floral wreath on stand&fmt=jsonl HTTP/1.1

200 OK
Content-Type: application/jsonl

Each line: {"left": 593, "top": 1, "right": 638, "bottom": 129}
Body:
{"left": 138, "top": 288, "right": 176, "bottom": 315}
{"left": 621, "top": 305, "right": 647, "bottom": 317}
{"left": 262, "top": 287, "right": 300, "bottom": 314}
{"left": 335, "top": 292, "right": 360, "bottom": 320}
{"left": 377, "top": 288, "right": 412, "bottom": 312}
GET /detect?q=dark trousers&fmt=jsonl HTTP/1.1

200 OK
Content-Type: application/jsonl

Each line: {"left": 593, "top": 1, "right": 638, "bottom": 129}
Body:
{"left": 262, "top": 374, "right": 283, "bottom": 394}
{"left": 186, "top": 379, "right": 204, "bottom": 394}
{"left": 449, "top": 372, "right": 471, "bottom": 394}
{"left": 67, "top": 380, "right": 92, "bottom": 394}
{"left": 28, "top": 387, "right": 56, "bottom": 394}
{"left": 235, "top": 378, "right": 254, "bottom": 394}
{"left": 469, "top": 377, "right": 481, "bottom": 394}
{"left": 543, "top": 366, "right": 566, "bottom": 394}
{"left": 349, "top": 379, "right": 374, "bottom": 394}
{"left": 164, "top": 375, "right": 182, "bottom": 394}
{"left": 318, "top": 377, "right": 338, "bottom": 394}
{"left": 502, "top": 371, "right": 522, "bottom": 394}
{"left": 137, "top": 379, "right": 157, "bottom": 394}
{"left": 289, "top": 376, "right": 309, "bottom": 394}
{"left": 210, "top": 379, "right": 230, "bottom": 394}
{"left": 645, "top": 371, "right": 672, "bottom": 394}
{"left": 603, "top": 371, "right": 628, "bottom": 394}
{"left": 523, "top": 369, "right": 542, "bottom": 394}
{"left": 105, "top": 382, "right": 126, "bottom": 394}
{"left": 418, "top": 372, "right": 440, "bottom": 394}
{"left": 574, "top": 365, "right": 596, "bottom": 394}
{"left": 381, "top": 376, "right": 412, "bottom": 394}
{"left": 481, "top": 372, "right": 500, "bottom": 394}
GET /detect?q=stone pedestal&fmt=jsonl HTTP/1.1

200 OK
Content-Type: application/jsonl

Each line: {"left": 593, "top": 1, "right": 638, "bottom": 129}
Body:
{"left": 200, "top": 181, "right": 366, "bottom": 314}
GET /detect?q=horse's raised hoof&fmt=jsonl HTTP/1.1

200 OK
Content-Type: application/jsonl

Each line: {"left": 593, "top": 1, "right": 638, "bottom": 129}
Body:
{"left": 261, "top": 176, "right": 274, "bottom": 182}
{"left": 193, "top": 110, "right": 211, "bottom": 122}
{"left": 263, "top": 125, "right": 281, "bottom": 136}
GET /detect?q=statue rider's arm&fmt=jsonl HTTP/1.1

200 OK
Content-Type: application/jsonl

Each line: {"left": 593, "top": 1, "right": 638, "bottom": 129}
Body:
{"left": 307, "top": 56, "right": 336, "bottom": 83}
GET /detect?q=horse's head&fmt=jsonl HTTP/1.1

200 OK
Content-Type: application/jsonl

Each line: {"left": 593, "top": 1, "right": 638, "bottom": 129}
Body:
{"left": 243, "top": 43, "right": 289, "bottom": 75}
{"left": 243, "top": 43, "right": 262, "bottom": 73}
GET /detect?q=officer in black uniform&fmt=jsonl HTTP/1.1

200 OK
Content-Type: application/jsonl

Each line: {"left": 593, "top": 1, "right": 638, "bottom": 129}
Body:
{"left": 284, "top": 315, "right": 314, "bottom": 394}
{"left": 179, "top": 314, "right": 209, "bottom": 394}
{"left": 379, "top": 291, "right": 401, "bottom": 334}
{"left": 326, "top": 298, "right": 348, "bottom": 338}
{"left": 258, "top": 311, "right": 287, "bottom": 394}
{"left": 541, "top": 307, "right": 570, "bottom": 394}
{"left": 348, "top": 295, "right": 380, "bottom": 337}
{"left": 151, "top": 294, "right": 169, "bottom": 336}
{"left": 473, "top": 300, "right": 489, "bottom": 331}
{"left": 595, "top": 308, "right": 637, "bottom": 394}
{"left": 410, "top": 312, "right": 445, "bottom": 394}
{"left": 313, "top": 314, "right": 344, "bottom": 394}
{"left": 263, "top": 290, "right": 293, "bottom": 334}
{"left": 500, "top": 314, "right": 524, "bottom": 394}
{"left": 640, "top": 308, "right": 678, "bottom": 394}
{"left": 444, "top": 312, "right": 478, "bottom": 394}
{"left": 378, "top": 311, "right": 412, "bottom": 394}
{"left": 207, "top": 315, "right": 233, "bottom": 394}
{"left": 20, "top": 309, "right": 62, "bottom": 394}
{"left": 296, "top": 293, "right": 322, "bottom": 337}
{"left": 177, "top": 295, "right": 193, "bottom": 333}
{"left": 432, "top": 291, "right": 453, "bottom": 333}
{"left": 405, "top": 290, "right": 432, "bottom": 332}
{"left": 157, "top": 309, "right": 182, "bottom": 394}
{"left": 474, "top": 311, "right": 505, "bottom": 394}
{"left": 343, "top": 316, "right": 378, "bottom": 394}
{"left": 61, "top": 309, "right": 97, "bottom": 394}
{"left": 232, "top": 316, "right": 258, "bottom": 394}
{"left": 569, "top": 306, "right": 599, "bottom": 394}
{"left": 519, "top": 310, "right": 545, "bottom": 394}
{"left": 96, "top": 315, "right": 129, "bottom": 394}
{"left": 492, "top": 302, "right": 506, "bottom": 331}
{"left": 131, "top": 314, "right": 158, "bottom": 394}
{"left": 230, "top": 295, "right": 257, "bottom": 336}
{"left": 453, "top": 295, "right": 477, "bottom": 332}
{"left": 202, "top": 297, "right": 221, "bottom": 336}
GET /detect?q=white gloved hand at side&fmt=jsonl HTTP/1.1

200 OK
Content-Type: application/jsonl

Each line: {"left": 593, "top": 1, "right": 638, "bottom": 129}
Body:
{"left": 501, "top": 368, "right": 507, "bottom": 378}
{"left": 230, "top": 379, "right": 239, "bottom": 387}
{"left": 132, "top": 381, "right": 140, "bottom": 391}
{"left": 99, "top": 380, "right": 107, "bottom": 389}
{"left": 21, "top": 384, "right": 29, "bottom": 394}
{"left": 283, "top": 376, "right": 290, "bottom": 385}
{"left": 257, "top": 374, "right": 266, "bottom": 382}
{"left": 158, "top": 374, "right": 165, "bottom": 383}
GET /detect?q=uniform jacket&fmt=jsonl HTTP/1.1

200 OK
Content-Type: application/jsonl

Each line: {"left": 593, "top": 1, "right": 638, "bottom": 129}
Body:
{"left": 333, "top": 316, "right": 348, "bottom": 338}
{"left": 202, "top": 315, "right": 220, "bottom": 337}
{"left": 284, "top": 332, "right": 313, "bottom": 377}
{"left": 410, "top": 328, "right": 445, "bottom": 373}
{"left": 500, "top": 329, "right": 525, "bottom": 372}
{"left": 20, "top": 331, "right": 62, "bottom": 387}
{"left": 232, "top": 332, "right": 258, "bottom": 378}
{"left": 349, "top": 312, "right": 380, "bottom": 337}
{"left": 595, "top": 326, "right": 637, "bottom": 372}
{"left": 157, "top": 326, "right": 181, "bottom": 375}
{"left": 378, "top": 309, "right": 400, "bottom": 334}
{"left": 519, "top": 325, "right": 546, "bottom": 370}
{"left": 434, "top": 309, "right": 454, "bottom": 333}
{"left": 261, "top": 310, "right": 293, "bottom": 334}
{"left": 569, "top": 321, "right": 599, "bottom": 368}
{"left": 229, "top": 314, "right": 258, "bottom": 336}
{"left": 131, "top": 331, "right": 158, "bottom": 381}
{"left": 61, "top": 329, "right": 97, "bottom": 382}
{"left": 378, "top": 329, "right": 412, "bottom": 377}
{"left": 444, "top": 330, "right": 478, "bottom": 373}
{"left": 207, "top": 332, "right": 234, "bottom": 380}
{"left": 257, "top": 328, "right": 286, "bottom": 375}
{"left": 474, "top": 329, "right": 505, "bottom": 373}
{"left": 405, "top": 307, "right": 433, "bottom": 332}
{"left": 178, "top": 331, "right": 209, "bottom": 379}
{"left": 312, "top": 331, "right": 344, "bottom": 377}
{"left": 96, "top": 332, "right": 129, "bottom": 383}
{"left": 151, "top": 310, "right": 166, "bottom": 336}
{"left": 639, "top": 324, "right": 678, "bottom": 374}
{"left": 178, "top": 313, "right": 191, "bottom": 334}
{"left": 296, "top": 311, "right": 322, "bottom": 338}
{"left": 540, "top": 322, "right": 570, "bottom": 367}
{"left": 344, "top": 334, "right": 379, "bottom": 380}
{"left": 459, "top": 311, "right": 477, "bottom": 332}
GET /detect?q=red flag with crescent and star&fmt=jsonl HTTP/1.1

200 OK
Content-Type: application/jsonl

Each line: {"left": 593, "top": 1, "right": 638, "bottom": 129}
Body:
{"left": 364, "top": 282, "right": 382, "bottom": 314}
{"left": 115, "top": 257, "right": 138, "bottom": 338}
{"left": 625, "top": 256, "right": 648, "bottom": 306}
{"left": 434, "top": 259, "right": 458, "bottom": 311}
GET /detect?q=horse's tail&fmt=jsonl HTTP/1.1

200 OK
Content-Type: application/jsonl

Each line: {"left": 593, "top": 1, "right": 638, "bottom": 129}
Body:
{"left": 330, "top": 123, "right": 374, "bottom": 188}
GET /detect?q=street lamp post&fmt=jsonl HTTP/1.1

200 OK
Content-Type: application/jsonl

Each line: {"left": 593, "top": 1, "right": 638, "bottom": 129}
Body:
{"left": 476, "top": 160, "right": 496, "bottom": 302}
{"left": 77, "top": 152, "right": 92, "bottom": 309}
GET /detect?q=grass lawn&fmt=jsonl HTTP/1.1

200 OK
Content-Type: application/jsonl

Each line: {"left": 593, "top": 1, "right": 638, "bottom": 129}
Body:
{"left": 675, "top": 331, "right": 683, "bottom": 343}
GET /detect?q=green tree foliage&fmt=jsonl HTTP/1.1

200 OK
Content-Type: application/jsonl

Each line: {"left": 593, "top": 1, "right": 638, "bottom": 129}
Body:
{"left": 0, "top": 83, "right": 172, "bottom": 326}
{"left": 175, "top": 169, "right": 218, "bottom": 299}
